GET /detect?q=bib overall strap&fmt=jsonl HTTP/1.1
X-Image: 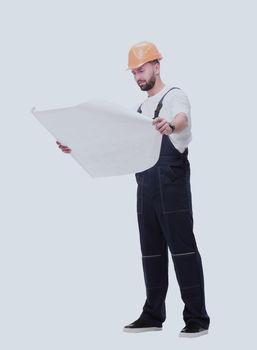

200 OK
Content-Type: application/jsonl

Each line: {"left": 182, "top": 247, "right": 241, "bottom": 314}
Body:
{"left": 137, "top": 104, "right": 143, "bottom": 113}
{"left": 154, "top": 87, "right": 180, "bottom": 119}
{"left": 136, "top": 87, "right": 181, "bottom": 117}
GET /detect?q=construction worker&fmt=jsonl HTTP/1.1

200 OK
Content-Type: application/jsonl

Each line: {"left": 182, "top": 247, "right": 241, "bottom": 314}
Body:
{"left": 122, "top": 41, "right": 210, "bottom": 337}
{"left": 56, "top": 41, "right": 210, "bottom": 338}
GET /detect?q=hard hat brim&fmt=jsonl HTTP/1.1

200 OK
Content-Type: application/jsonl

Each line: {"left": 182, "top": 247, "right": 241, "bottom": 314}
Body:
{"left": 126, "top": 56, "right": 163, "bottom": 71}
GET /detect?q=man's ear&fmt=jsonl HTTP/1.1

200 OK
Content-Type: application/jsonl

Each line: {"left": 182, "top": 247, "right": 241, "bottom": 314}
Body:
{"left": 154, "top": 62, "right": 160, "bottom": 75}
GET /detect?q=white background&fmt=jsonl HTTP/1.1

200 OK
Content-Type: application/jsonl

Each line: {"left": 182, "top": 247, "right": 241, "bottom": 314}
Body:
{"left": 1, "top": 0, "right": 256, "bottom": 349}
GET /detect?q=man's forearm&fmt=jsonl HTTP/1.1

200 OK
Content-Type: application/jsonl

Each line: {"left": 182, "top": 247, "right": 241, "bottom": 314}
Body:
{"left": 170, "top": 112, "right": 188, "bottom": 133}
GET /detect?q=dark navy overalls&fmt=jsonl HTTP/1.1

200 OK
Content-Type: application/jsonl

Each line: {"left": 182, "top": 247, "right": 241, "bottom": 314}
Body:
{"left": 135, "top": 87, "right": 210, "bottom": 329}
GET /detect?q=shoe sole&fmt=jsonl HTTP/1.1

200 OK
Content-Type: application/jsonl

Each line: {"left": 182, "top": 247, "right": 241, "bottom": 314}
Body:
{"left": 179, "top": 329, "right": 208, "bottom": 338}
{"left": 123, "top": 327, "right": 162, "bottom": 333}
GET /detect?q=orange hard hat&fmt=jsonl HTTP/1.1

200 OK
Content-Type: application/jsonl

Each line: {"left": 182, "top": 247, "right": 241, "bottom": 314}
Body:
{"left": 127, "top": 41, "right": 163, "bottom": 70}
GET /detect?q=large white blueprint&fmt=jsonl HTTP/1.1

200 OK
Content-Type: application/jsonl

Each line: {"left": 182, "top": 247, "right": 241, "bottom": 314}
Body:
{"left": 31, "top": 99, "right": 162, "bottom": 178}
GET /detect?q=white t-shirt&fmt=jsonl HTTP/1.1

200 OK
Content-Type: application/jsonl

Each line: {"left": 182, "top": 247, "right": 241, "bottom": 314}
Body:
{"left": 137, "top": 84, "right": 192, "bottom": 153}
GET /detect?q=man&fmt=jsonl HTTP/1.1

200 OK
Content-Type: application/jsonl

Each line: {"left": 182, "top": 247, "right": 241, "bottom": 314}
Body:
{"left": 122, "top": 41, "right": 210, "bottom": 338}
{"left": 56, "top": 41, "right": 210, "bottom": 338}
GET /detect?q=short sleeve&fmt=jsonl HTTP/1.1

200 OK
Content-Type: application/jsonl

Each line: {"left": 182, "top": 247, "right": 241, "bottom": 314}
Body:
{"left": 168, "top": 89, "right": 191, "bottom": 120}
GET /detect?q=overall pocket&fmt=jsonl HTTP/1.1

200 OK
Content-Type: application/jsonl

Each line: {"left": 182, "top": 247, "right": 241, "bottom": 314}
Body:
{"left": 158, "top": 161, "right": 190, "bottom": 214}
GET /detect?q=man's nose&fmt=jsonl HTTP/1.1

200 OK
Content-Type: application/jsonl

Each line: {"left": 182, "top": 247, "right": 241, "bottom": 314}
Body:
{"left": 134, "top": 72, "right": 141, "bottom": 81}
{"left": 135, "top": 74, "right": 142, "bottom": 83}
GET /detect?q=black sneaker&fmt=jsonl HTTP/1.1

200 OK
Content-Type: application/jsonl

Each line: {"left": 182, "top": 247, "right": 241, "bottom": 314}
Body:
{"left": 179, "top": 323, "right": 208, "bottom": 338}
{"left": 123, "top": 318, "right": 163, "bottom": 333}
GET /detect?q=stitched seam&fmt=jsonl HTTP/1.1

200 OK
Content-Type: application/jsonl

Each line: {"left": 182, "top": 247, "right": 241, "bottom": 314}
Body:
{"left": 142, "top": 254, "right": 162, "bottom": 258}
{"left": 171, "top": 252, "right": 195, "bottom": 257}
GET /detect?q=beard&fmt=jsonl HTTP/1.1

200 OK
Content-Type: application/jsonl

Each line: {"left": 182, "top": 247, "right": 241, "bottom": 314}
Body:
{"left": 138, "top": 75, "right": 156, "bottom": 91}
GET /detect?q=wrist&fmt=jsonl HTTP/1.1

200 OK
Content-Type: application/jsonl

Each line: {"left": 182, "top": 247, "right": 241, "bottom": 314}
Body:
{"left": 168, "top": 122, "right": 176, "bottom": 133}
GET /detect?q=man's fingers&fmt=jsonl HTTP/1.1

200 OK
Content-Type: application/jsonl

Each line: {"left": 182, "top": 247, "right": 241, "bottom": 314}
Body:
{"left": 152, "top": 117, "right": 164, "bottom": 124}
{"left": 56, "top": 141, "right": 71, "bottom": 153}
{"left": 155, "top": 120, "right": 166, "bottom": 130}
{"left": 56, "top": 141, "right": 70, "bottom": 148}
{"left": 159, "top": 123, "right": 169, "bottom": 133}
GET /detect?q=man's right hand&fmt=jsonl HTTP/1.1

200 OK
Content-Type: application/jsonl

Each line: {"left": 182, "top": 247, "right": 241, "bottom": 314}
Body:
{"left": 56, "top": 141, "right": 72, "bottom": 153}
